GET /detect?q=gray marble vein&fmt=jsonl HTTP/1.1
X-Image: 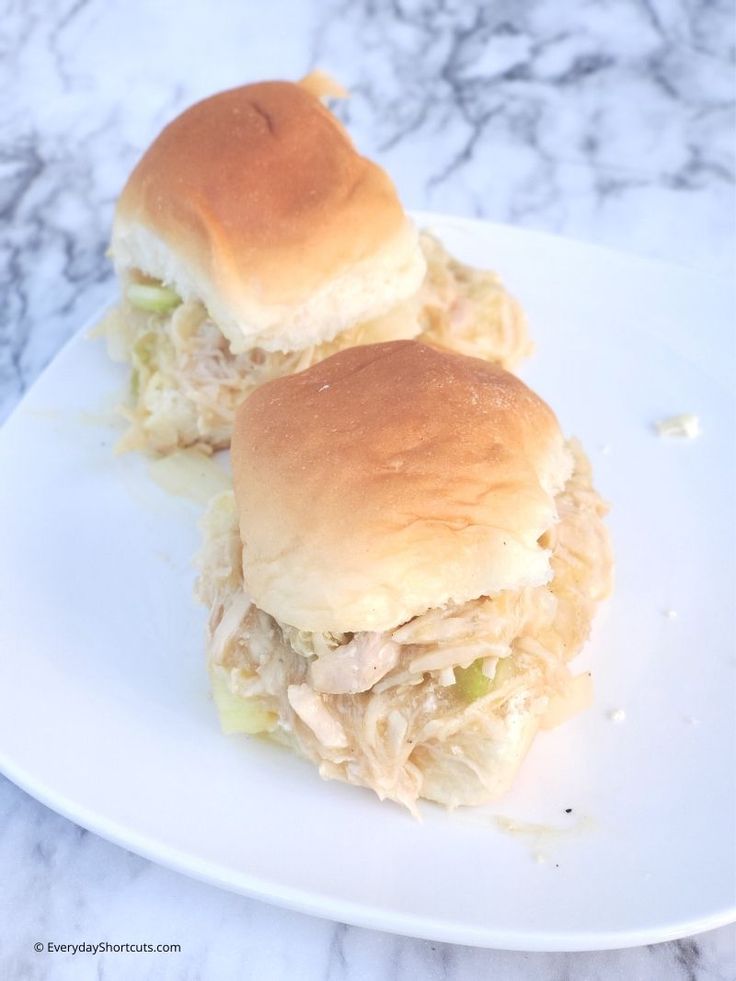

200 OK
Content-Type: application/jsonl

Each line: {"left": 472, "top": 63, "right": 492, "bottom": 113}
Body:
{"left": 1, "top": 0, "right": 734, "bottom": 978}
{"left": 314, "top": 0, "right": 734, "bottom": 271}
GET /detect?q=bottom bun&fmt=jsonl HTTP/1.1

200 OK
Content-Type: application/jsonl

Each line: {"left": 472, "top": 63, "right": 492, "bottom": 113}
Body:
{"left": 197, "top": 441, "right": 612, "bottom": 812}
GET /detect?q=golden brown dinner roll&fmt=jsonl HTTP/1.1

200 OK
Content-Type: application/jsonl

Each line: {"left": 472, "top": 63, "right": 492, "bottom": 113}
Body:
{"left": 111, "top": 81, "right": 425, "bottom": 353}
{"left": 232, "top": 340, "right": 574, "bottom": 633}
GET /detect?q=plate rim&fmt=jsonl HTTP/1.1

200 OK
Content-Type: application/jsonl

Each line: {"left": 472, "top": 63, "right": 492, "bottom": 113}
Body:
{"left": 3, "top": 748, "right": 735, "bottom": 952}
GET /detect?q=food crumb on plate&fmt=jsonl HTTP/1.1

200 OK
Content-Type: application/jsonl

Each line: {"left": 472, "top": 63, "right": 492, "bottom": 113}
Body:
{"left": 654, "top": 413, "right": 701, "bottom": 438}
{"left": 608, "top": 708, "right": 626, "bottom": 723}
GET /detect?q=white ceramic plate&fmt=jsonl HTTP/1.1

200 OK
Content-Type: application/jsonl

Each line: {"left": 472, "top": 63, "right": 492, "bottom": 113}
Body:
{"left": 1, "top": 215, "right": 734, "bottom": 951}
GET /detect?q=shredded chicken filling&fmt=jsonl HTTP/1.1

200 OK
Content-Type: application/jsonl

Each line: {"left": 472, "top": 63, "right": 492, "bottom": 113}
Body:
{"left": 101, "top": 234, "right": 529, "bottom": 454}
{"left": 197, "top": 441, "right": 611, "bottom": 812}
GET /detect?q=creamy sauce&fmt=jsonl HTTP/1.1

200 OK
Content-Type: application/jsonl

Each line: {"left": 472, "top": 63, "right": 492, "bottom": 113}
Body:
{"left": 22, "top": 399, "right": 123, "bottom": 433}
{"left": 654, "top": 413, "right": 701, "bottom": 438}
{"left": 493, "top": 814, "right": 596, "bottom": 840}
{"left": 148, "top": 449, "right": 231, "bottom": 506}
{"left": 455, "top": 809, "right": 596, "bottom": 867}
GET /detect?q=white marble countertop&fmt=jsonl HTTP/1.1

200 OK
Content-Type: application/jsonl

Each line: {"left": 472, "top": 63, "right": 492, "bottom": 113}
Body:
{"left": 1, "top": 0, "right": 734, "bottom": 977}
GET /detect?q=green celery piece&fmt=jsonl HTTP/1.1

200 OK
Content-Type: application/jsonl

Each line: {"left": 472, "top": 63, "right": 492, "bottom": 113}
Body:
{"left": 454, "top": 659, "right": 492, "bottom": 700}
{"left": 455, "top": 655, "right": 515, "bottom": 701}
{"left": 210, "top": 672, "right": 277, "bottom": 735}
{"left": 127, "top": 282, "right": 182, "bottom": 314}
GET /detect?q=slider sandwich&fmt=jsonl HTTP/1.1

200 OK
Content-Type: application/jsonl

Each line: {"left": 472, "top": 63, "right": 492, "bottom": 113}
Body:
{"left": 102, "top": 77, "right": 529, "bottom": 455}
{"left": 198, "top": 340, "right": 612, "bottom": 811}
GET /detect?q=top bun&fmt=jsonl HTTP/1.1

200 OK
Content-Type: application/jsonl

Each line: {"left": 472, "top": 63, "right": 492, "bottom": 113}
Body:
{"left": 111, "top": 80, "right": 425, "bottom": 353}
{"left": 233, "top": 340, "right": 574, "bottom": 633}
